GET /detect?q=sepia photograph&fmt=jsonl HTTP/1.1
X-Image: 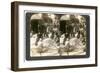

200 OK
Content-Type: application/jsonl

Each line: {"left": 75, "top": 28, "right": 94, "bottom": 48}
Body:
{"left": 11, "top": 2, "right": 97, "bottom": 71}
{"left": 26, "top": 12, "right": 90, "bottom": 59}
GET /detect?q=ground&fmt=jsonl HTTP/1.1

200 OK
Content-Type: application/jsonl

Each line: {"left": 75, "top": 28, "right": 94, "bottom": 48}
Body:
{"left": 30, "top": 34, "right": 86, "bottom": 57}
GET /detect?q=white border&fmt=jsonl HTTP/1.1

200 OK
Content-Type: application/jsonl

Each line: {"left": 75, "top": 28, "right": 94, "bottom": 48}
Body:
{"left": 18, "top": 5, "right": 96, "bottom": 68}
